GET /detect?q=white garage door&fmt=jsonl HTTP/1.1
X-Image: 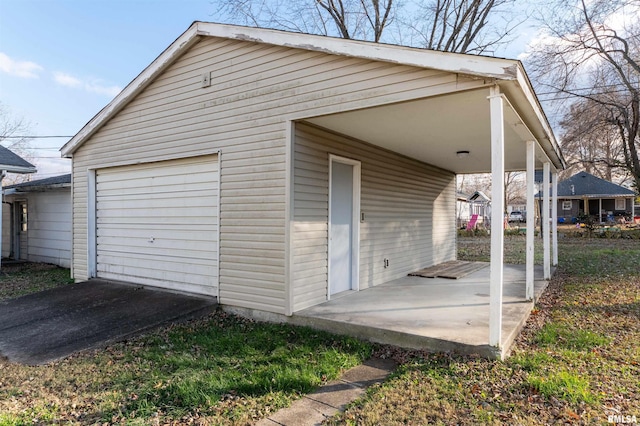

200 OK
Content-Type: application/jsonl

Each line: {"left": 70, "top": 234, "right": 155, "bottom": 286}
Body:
{"left": 96, "top": 155, "right": 218, "bottom": 296}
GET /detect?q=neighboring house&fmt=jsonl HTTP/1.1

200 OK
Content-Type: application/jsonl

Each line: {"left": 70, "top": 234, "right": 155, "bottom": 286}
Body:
{"left": 0, "top": 146, "right": 37, "bottom": 267}
{"left": 2, "top": 174, "right": 71, "bottom": 267}
{"left": 60, "top": 22, "right": 565, "bottom": 350}
{"left": 554, "top": 172, "right": 636, "bottom": 223}
{"left": 457, "top": 191, "right": 491, "bottom": 228}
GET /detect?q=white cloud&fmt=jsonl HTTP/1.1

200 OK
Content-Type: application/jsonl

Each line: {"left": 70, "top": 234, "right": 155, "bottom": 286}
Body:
{"left": 53, "top": 71, "right": 122, "bottom": 97}
{"left": 53, "top": 72, "right": 83, "bottom": 88}
{"left": 0, "top": 52, "right": 43, "bottom": 78}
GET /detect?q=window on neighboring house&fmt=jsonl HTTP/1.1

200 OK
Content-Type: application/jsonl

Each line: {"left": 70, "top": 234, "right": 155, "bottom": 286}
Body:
{"left": 20, "top": 203, "right": 27, "bottom": 232}
{"left": 562, "top": 200, "right": 572, "bottom": 210}
{"left": 615, "top": 198, "right": 626, "bottom": 210}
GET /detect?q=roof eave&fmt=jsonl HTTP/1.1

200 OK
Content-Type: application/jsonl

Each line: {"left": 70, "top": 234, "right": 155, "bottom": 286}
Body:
{"left": 0, "top": 165, "right": 37, "bottom": 174}
{"left": 501, "top": 64, "right": 566, "bottom": 171}
{"left": 195, "top": 22, "right": 520, "bottom": 80}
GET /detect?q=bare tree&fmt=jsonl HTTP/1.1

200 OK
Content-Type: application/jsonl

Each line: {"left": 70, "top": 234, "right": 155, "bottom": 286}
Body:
{"left": 504, "top": 171, "right": 525, "bottom": 211}
{"left": 211, "top": 0, "right": 518, "bottom": 54}
{"left": 402, "top": 0, "right": 520, "bottom": 54}
{"left": 0, "top": 103, "right": 34, "bottom": 185}
{"left": 558, "top": 99, "right": 627, "bottom": 182}
{"left": 527, "top": 0, "right": 640, "bottom": 190}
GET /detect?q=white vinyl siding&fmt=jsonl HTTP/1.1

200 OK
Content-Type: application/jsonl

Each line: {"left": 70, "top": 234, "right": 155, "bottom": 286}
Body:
{"left": 292, "top": 123, "right": 456, "bottom": 312}
{"left": 95, "top": 156, "right": 218, "bottom": 296}
{"left": 24, "top": 191, "right": 71, "bottom": 267}
{"left": 1, "top": 203, "right": 10, "bottom": 258}
{"left": 1, "top": 192, "right": 71, "bottom": 267}
{"left": 71, "top": 37, "right": 484, "bottom": 314}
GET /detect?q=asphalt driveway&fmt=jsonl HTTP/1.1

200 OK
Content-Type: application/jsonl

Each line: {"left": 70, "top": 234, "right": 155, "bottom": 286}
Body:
{"left": 0, "top": 280, "right": 217, "bottom": 365}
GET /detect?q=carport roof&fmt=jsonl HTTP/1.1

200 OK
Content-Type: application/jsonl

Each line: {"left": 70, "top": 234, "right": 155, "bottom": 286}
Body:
{"left": 60, "top": 22, "right": 565, "bottom": 172}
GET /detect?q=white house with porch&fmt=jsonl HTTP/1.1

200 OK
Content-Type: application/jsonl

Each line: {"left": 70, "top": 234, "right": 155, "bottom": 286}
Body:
{"left": 60, "top": 22, "right": 565, "bottom": 359}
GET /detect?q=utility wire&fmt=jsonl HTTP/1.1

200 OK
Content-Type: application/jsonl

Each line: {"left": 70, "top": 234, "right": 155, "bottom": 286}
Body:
{"left": 1, "top": 135, "right": 73, "bottom": 138}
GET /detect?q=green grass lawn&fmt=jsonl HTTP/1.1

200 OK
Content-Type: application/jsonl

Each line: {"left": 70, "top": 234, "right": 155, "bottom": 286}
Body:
{"left": 1, "top": 238, "right": 638, "bottom": 424}
{"left": 0, "top": 263, "right": 73, "bottom": 302}
{"left": 0, "top": 311, "right": 371, "bottom": 425}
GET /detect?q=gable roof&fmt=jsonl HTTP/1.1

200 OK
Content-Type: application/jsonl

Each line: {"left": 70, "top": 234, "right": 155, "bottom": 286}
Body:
{"left": 60, "top": 22, "right": 563, "bottom": 171}
{"left": 557, "top": 172, "right": 636, "bottom": 198}
{"left": 0, "top": 146, "right": 37, "bottom": 174}
{"left": 468, "top": 191, "right": 491, "bottom": 203}
{"left": 3, "top": 173, "right": 71, "bottom": 192}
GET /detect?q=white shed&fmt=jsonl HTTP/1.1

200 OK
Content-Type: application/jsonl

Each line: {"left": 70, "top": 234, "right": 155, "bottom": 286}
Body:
{"left": 2, "top": 174, "right": 72, "bottom": 268}
{"left": 60, "top": 22, "right": 566, "bottom": 356}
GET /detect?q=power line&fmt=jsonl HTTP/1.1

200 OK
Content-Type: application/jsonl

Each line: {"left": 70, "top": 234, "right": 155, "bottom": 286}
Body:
{"left": 1, "top": 135, "right": 73, "bottom": 139}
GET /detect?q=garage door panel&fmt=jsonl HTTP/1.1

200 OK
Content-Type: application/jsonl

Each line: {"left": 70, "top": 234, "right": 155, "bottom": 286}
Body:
{"left": 98, "top": 160, "right": 214, "bottom": 181}
{"left": 96, "top": 188, "right": 216, "bottom": 202}
{"left": 98, "top": 252, "right": 217, "bottom": 268}
{"left": 97, "top": 183, "right": 216, "bottom": 199}
{"left": 96, "top": 155, "right": 218, "bottom": 295}
{"left": 97, "top": 237, "right": 216, "bottom": 254}
{"left": 97, "top": 272, "right": 216, "bottom": 297}
{"left": 97, "top": 223, "right": 218, "bottom": 232}
{"left": 98, "top": 255, "right": 216, "bottom": 277}
{"left": 98, "top": 198, "right": 215, "bottom": 213}
{"left": 97, "top": 227, "right": 217, "bottom": 241}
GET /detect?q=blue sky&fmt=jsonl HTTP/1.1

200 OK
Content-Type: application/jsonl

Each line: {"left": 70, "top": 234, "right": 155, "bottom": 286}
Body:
{"left": 1, "top": 0, "right": 538, "bottom": 178}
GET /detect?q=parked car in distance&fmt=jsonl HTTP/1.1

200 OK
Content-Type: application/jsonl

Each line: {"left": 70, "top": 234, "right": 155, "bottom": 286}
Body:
{"left": 509, "top": 211, "right": 524, "bottom": 222}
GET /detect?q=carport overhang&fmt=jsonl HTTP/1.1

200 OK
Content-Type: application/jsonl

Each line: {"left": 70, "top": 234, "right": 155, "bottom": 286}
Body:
{"left": 296, "top": 77, "right": 565, "bottom": 358}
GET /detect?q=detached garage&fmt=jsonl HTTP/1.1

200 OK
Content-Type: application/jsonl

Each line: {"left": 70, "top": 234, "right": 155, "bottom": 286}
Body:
{"left": 93, "top": 155, "right": 219, "bottom": 296}
{"left": 60, "top": 22, "right": 565, "bottom": 357}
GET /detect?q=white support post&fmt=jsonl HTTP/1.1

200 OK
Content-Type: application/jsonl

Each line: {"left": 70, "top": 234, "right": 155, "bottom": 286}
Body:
{"left": 599, "top": 199, "right": 603, "bottom": 224}
{"left": 552, "top": 171, "right": 558, "bottom": 267}
{"left": 543, "top": 162, "right": 551, "bottom": 280}
{"left": 525, "top": 142, "right": 535, "bottom": 300}
{"left": 488, "top": 86, "right": 505, "bottom": 349}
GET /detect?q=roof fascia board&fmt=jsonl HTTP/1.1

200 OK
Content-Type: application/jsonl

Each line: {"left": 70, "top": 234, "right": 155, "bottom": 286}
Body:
{"left": 195, "top": 22, "right": 519, "bottom": 80}
{"left": 60, "top": 24, "right": 202, "bottom": 157}
{"left": 512, "top": 64, "right": 566, "bottom": 171}
{"left": 0, "top": 165, "right": 37, "bottom": 174}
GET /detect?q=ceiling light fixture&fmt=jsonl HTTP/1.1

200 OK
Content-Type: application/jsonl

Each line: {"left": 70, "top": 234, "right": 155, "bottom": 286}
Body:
{"left": 456, "top": 150, "right": 470, "bottom": 158}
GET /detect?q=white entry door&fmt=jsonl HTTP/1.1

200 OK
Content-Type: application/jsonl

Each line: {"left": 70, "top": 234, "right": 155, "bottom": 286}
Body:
{"left": 329, "top": 156, "right": 360, "bottom": 297}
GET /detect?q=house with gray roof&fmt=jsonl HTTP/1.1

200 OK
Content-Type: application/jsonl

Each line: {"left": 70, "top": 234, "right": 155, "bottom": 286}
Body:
{"left": 2, "top": 174, "right": 71, "bottom": 267}
{"left": 554, "top": 172, "right": 636, "bottom": 223}
{"left": 0, "top": 146, "right": 37, "bottom": 174}
{"left": 0, "top": 146, "right": 37, "bottom": 268}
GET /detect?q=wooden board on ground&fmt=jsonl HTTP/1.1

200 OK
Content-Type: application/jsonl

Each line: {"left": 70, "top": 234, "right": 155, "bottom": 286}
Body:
{"left": 409, "top": 260, "right": 488, "bottom": 279}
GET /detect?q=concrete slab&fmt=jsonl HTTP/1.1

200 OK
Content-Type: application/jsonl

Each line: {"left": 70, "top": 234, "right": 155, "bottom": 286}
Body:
{"left": 291, "top": 264, "right": 550, "bottom": 359}
{"left": 0, "top": 280, "right": 217, "bottom": 365}
{"left": 256, "top": 358, "right": 396, "bottom": 426}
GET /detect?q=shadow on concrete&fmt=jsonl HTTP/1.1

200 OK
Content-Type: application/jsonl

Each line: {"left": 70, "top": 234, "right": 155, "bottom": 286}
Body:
{"left": 0, "top": 280, "right": 217, "bottom": 365}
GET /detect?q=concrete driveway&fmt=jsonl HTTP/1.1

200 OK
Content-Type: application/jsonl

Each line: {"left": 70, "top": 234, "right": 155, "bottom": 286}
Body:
{"left": 0, "top": 280, "right": 217, "bottom": 365}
